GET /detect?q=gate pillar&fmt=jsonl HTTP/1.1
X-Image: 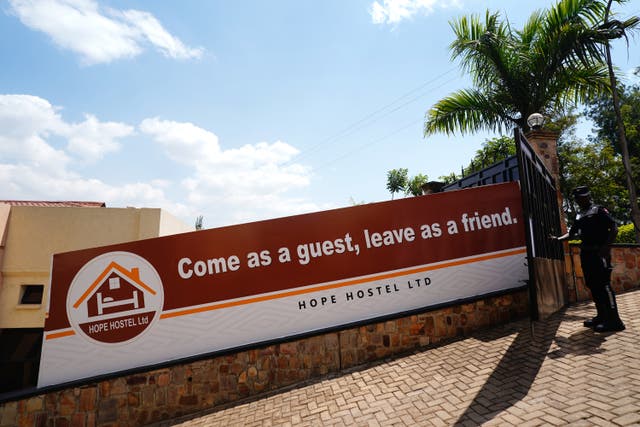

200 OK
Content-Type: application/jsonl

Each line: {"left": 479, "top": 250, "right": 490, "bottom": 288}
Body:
{"left": 525, "top": 129, "right": 566, "bottom": 233}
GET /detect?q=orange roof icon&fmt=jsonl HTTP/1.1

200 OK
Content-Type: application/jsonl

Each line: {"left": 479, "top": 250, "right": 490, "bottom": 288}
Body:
{"left": 73, "top": 261, "right": 156, "bottom": 309}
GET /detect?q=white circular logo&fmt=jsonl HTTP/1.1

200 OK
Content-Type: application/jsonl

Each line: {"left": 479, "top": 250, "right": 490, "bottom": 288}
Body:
{"left": 66, "top": 252, "right": 164, "bottom": 345}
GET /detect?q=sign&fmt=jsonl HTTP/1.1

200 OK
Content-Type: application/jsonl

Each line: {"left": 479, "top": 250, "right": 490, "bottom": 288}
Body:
{"left": 38, "top": 182, "right": 527, "bottom": 387}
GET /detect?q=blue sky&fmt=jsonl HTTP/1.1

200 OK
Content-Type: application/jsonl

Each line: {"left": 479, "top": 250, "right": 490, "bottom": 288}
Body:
{"left": 1, "top": 0, "right": 639, "bottom": 228}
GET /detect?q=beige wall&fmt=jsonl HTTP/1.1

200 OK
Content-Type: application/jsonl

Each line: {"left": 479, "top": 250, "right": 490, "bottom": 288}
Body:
{"left": 0, "top": 205, "right": 193, "bottom": 329}
{"left": 0, "top": 204, "right": 11, "bottom": 321}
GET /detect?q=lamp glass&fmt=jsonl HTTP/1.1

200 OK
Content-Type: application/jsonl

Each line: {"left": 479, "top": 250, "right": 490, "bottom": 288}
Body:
{"left": 527, "top": 113, "right": 544, "bottom": 129}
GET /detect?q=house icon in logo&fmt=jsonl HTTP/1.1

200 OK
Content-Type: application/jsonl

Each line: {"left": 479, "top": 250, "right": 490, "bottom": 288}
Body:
{"left": 66, "top": 252, "right": 164, "bottom": 345}
{"left": 73, "top": 261, "right": 157, "bottom": 318}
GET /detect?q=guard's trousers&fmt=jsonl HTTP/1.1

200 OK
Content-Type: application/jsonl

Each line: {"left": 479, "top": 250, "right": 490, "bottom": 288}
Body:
{"left": 580, "top": 250, "right": 621, "bottom": 323}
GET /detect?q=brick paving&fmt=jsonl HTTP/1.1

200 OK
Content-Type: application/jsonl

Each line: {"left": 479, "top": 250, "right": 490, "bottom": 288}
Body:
{"left": 159, "top": 289, "right": 640, "bottom": 426}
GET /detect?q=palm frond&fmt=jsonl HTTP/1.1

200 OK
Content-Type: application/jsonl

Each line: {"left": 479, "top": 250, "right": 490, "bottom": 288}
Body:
{"left": 424, "top": 89, "right": 517, "bottom": 136}
{"left": 425, "top": 0, "right": 640, "bottom": 139}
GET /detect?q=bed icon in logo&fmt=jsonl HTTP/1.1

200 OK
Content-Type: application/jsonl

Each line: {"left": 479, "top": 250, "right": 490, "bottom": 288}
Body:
{"left": 66, "top": 252, "right": 164, "bottom": 345}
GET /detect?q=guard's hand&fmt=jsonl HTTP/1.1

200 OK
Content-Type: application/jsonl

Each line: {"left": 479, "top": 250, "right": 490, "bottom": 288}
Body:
{"left": 548, "top": 234, "right": 558, "bottom": 240}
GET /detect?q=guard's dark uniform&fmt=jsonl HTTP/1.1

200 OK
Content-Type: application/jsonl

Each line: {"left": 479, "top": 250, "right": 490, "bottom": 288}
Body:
{"left": 571, "top": 203, "right": 624, "bottom": 330}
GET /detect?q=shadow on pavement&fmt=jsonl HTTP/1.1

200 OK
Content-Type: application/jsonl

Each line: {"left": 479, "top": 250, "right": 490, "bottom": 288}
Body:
{"left": 453, "top": 310, "right": 565, "bottom": 426}
{"left": 547, "top": 328, "right": 607, "bottom": 358}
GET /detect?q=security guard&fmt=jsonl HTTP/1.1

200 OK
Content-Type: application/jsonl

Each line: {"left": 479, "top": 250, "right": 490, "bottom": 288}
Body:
{"left": 551, "top": 186, "right": 625, "bottom": 332}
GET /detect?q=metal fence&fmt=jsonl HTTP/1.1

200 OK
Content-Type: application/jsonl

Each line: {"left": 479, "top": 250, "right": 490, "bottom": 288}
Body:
{"left": 442, "top": 155, "right": 519, "bottom": 192}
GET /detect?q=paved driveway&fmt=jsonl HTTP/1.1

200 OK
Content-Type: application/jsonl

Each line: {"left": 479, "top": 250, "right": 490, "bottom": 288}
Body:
{"left": 161, "top": 289, "right": 640, "bottom": 426}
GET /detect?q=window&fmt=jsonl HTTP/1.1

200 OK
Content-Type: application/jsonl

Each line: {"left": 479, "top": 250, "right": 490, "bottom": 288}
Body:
{"left": 19, "top": 285, "right": 44, "bottom": 305}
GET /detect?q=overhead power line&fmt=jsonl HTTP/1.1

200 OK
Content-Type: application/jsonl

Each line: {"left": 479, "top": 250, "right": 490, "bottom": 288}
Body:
{"left": 283, "top": 67, "right": 459, "bottom": 166}
{"left": 313, "top": 117, "right": 423, "bottom": 172}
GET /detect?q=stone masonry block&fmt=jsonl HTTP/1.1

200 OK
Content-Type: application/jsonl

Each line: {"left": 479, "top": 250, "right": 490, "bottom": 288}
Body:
{"left": 58, "top": 390, "right": 77, "bottom": 416}
{"left": 25, "top": 397, "right": 43, "bottom": 413}
{"left": 0, "top": 401, "right": 18, "bottom": 427}
{"left": 79, "top": 387, "right": 96, "bottom": 412}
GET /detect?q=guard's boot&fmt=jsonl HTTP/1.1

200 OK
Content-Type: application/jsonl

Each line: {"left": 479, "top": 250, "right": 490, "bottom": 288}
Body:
{"left": 583, "top": 317, "right": 601, "bottom": 328}
{"left": 594, "top": 288, "right": 625, "bottom": 332}
{"left": 583, "top": 301, "right": 605, "bottom": 328}
{"left": 594, "top": 321, "right": 625, "bottom": 332}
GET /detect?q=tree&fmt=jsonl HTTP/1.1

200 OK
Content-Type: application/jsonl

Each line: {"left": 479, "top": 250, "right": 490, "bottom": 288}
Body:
{"left": 593, "top": 0, "right": 640, "bottom": 241}
{"left": 424, "top": 0, "right": 640, "bottom": 241}
{"left": 558, "top": 138, "right": 628, "bottom": 222}
{"left": 585, "top": 83, "right": 640, "bottom": 224}
{"left": 462, "top": 135, "right": 515, "bottom": 175}
{"left": 424, "top": 0, "right": 616, "bottom": 136}
{"left": 406, "top": 174, "right": 429, "bottom": 197}
{"left": 438, "top": 172, "right": 459, "bottom": 185}
{"left": 386, "top": 168, "right": 408, "bottom": 199}
{"left": 195, "top": 215, "right": 204, "bottom": 230}
{"left": 585, "top": 84, "right": 640, "bottom": 158}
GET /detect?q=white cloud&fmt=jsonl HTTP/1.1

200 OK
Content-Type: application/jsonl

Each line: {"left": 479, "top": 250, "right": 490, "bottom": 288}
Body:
{"left": 0, "top": 94, "right": 161, "bottom": 208}
{"left": 139, "top": 118, "right": 319, "bottom": 224}
{"left": 139, "top": 118, "right": 221, "bottom": 165}
{"left": 0, "top": 94, "right": 324, "bottom": 228}
{"left": 140, "top": 118, "right": 310, "bottom": 192}
{"left": 8, "top": 0, "right": 203, "bottom": 65}
{"left": 0, "top": 95, "right": 132, "bottom": 166}
{"left": 0, "top": 95, "right": 189, "bottom": 216}
{"left": 0, "top": 95, "right": 71, "bottom": 174}
{"left": 119, "top": 10, "right": 204, "bottom": 60}
{"left": 65, "top": 114, "right": 134, "bottom": 162}
{"left": 0, "top": 94, "right": 66, "bottom": 138}
{"left": 370, "top": 0, "right": 461, "bottom": 25}
{"left": 0, "top": 162, "right": 190, "bottom": 218}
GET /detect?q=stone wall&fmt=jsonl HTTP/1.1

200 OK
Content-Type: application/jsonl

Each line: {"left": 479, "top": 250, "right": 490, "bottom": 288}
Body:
{"left": 565, "top": 244, "right": 640, "bottom": 303}
{"left": 0, "top": 291, "right": 528, "bottom": 427}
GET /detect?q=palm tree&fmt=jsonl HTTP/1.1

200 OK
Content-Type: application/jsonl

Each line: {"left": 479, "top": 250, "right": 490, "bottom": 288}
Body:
{"left": 424, "top": 0, "right": 615, "bottom": 136}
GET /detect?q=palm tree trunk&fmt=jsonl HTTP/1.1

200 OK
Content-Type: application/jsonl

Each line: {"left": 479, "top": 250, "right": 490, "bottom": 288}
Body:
{"left": 604, "top": 0, "right": 640, "bottom": 243}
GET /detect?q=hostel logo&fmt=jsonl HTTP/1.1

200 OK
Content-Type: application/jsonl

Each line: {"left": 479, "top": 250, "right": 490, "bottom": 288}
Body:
{"left": 66, "top": 252, "right": 164, "bottom": 345}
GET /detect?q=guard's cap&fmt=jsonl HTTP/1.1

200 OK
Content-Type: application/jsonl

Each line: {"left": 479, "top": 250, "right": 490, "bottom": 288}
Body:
{"left": 572, "top": 186, "right": 590, "bottom": 197}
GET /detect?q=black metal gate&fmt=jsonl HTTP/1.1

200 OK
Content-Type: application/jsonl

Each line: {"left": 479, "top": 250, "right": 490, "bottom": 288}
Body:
{"left": 514, "top": 128, "right": 566, "bottom": 320}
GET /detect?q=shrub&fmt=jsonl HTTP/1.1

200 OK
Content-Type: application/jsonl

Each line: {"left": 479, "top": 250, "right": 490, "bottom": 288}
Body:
{"left": 616, "top": 223, "right": 637, "bottom": 244}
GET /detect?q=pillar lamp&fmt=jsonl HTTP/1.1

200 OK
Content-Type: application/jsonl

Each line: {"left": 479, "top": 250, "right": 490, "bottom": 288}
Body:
{"left": 527, "top": 113, "right": 545, "bottom": 130}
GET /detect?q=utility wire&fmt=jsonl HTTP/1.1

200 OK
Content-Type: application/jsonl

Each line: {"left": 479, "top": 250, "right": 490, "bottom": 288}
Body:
{"left": 283, "top": 67, "right": 459, "bottom": 166}
{"left": 313, "top": 117, "right": 423, "bottom": 172}
{"left": 299, "top": 71, "right": 462, "bottom": 170}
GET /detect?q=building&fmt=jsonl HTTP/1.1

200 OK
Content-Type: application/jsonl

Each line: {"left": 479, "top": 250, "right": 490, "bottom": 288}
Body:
{"left": 0, "top": 201, "right": 194, "bottom": 393}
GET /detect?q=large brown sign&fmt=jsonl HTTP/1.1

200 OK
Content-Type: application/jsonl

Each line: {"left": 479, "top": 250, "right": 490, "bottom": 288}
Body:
{"left": 39, "top": 183, "right": 527, "bottom": 387}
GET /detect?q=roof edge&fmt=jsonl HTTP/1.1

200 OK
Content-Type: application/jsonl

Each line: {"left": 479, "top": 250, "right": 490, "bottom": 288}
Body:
{"left": 0, "top": 201, "right": 106, "bottom": 208}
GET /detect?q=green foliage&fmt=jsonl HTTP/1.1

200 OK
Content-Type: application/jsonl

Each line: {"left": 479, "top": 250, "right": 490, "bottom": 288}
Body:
{"left": 584, "top": 83, "right": 640, "bottom": 176}
{"left": 585, "top": 83, "right": 640, "bottom": 153}
{"left": 463, "top": 135, "right": 516, "bottom": 175}
{"left": 406, "top": 174, "right": 429, "bottom": 197}
{"left": 581, "top": 83, "right": 640, "bottom": 229}
{"left": 558, "top": 138, "right": 629, "bottom": 222}
{"left": 616, "top": 223, "right": 637, "bottom": 244}
{"left": 386, "top": 168, "right": 408, "bottom": 199}
{"left": 438, "top": 172, "right": 459, "bottom": 185}
{"left": 385, "top": 170, "right": 430, "bottom": 198}
{"left": 424, "top": 0, "right": 618, "bottom": 136}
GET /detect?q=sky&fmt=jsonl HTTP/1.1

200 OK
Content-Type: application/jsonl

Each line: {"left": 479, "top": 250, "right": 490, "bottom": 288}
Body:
{"left": 1, "top": 0, "right": 639, "bottom": 229}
